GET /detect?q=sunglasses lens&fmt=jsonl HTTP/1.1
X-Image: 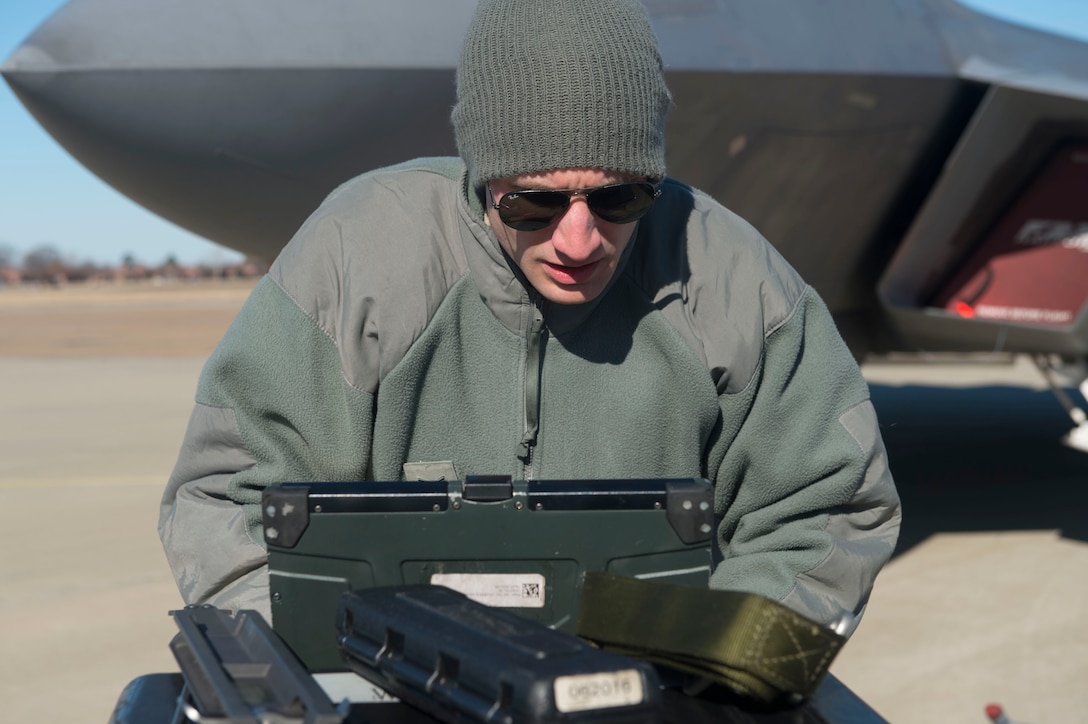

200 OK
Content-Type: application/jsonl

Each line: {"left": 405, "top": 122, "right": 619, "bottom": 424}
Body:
{"left": 588, "top": 183, "right": 658, "bottom": 224}
{"left": 497, "top": 191, "right": 570, "bottom": 231}
{"left": 494, "top": 183, "right": 659, "bottom": 231}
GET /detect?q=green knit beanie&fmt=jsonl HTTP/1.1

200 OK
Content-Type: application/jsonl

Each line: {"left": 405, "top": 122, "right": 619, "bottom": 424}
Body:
{"left": 452, "top": 0, "right": 671, "bottom": 190}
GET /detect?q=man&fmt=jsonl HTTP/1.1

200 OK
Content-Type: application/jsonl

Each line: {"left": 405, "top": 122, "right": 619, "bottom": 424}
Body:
{"left": 160, "top": 0, "right": 900, "bottom": 631}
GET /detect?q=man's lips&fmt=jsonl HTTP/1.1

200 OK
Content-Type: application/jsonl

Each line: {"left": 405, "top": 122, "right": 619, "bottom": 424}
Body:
{"left": 542, "top": 259, "right": 602, "bottom": 285}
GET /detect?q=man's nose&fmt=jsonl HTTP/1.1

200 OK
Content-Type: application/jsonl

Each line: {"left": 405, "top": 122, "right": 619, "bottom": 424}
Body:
{"left": 551, "top": 198, "right": 601, "bottom": 262}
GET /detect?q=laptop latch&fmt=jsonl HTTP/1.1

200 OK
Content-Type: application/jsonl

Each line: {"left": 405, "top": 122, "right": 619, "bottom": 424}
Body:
{"left": 462, "top": 475, "right": 514, "bottom": 502}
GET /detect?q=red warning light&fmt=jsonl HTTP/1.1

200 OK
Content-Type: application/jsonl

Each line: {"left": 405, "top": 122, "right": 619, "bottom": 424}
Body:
{"left": 954, "top": 301, "right": 976, "bottom": 318}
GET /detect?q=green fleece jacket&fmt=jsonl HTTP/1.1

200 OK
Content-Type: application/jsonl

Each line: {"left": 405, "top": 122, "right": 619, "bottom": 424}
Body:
{"left": 159, "top": 157, "right": 900, "bottom": 627}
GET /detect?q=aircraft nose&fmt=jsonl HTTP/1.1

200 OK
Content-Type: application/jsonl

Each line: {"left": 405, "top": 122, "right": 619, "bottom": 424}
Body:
{"left": 2, "top": 2, "right": 79, "bottom": 98}
{"left": 3, "top": 43, "right": 55, "bottom": 92}
{"left": 2, "top": 0, "right": 194, "bottom": 82}
{"left": 1, "top": 0, "right": 293, "bottom": 256}
{"left": 1, "top": 0, "right": 471, "bottom": 261}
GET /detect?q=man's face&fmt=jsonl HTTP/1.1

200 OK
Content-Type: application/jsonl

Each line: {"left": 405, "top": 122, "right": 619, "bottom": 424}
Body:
{"left": 485, "top": 168, "right": 642, "bottom": 305}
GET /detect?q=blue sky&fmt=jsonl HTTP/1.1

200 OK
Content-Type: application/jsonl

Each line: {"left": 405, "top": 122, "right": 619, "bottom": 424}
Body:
{"left": 2, "top": 1, "right": 1088, "bottom": 267}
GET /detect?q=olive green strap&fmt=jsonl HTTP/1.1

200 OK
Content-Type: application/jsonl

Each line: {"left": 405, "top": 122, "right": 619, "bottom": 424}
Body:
{"left": 576, "top": 572, "right": 846, "bottom": 704}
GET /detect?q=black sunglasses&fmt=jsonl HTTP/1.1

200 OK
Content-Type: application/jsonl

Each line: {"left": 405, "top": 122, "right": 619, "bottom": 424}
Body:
{"left": 488, "top": 181, "right": 661, "bottom": 231}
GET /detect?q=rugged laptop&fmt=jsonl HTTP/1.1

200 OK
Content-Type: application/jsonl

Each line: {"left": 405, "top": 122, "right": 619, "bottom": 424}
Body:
{"left": 261, "top": 476, "right": 714, "bottom": 671}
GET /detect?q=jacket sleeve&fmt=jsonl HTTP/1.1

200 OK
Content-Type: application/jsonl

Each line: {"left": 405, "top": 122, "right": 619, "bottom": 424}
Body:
{"left": 158, "top": 274, "right": 377, "bottom": 619}
{"left": 708, "top": 287, "right": 901, "bottom": 631}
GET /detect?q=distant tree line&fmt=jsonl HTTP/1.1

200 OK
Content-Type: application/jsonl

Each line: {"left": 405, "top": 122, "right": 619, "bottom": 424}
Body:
{"left": 0, "top": 242, "right": 267, "bottom": 285}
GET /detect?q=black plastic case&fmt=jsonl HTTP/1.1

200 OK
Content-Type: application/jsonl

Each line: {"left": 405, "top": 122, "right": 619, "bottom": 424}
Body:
{"left": 337, "top": 585, "right": 664, "bottom": 724}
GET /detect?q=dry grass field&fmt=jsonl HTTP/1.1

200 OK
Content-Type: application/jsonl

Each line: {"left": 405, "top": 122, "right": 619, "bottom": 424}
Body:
{"left": 0, "top": 278, "right": 257, "bottom": 357}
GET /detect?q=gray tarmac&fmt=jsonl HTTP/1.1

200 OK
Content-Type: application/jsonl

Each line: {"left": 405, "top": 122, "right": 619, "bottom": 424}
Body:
{"left": 1, "top": 352, "right": 1086, "bottom": 723}
{"left": 836, "top": 355, "right": 1088, "bottom": 724}
{"left": 0, "top": 358, "right": 197, "bottom": 723}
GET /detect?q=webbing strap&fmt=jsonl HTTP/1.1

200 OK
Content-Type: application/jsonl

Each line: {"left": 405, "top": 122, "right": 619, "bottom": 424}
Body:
{"left": 576, "top": 572, "right": 846, "bottom": 704}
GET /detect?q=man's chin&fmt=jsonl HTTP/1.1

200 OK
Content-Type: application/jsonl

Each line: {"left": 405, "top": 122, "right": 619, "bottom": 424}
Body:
{"left": 537, "top": 284, "right": 605, "bottom": 305}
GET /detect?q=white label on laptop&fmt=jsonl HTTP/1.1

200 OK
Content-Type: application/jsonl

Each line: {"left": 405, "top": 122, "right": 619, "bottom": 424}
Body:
{"left": 430, "top": 573, "right": 546, "bottom": 608}
{"left": 554, "top": 670, "right": 645, "bottom": 712}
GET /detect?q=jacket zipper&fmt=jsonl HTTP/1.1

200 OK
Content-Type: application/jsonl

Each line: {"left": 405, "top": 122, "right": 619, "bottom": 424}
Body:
{"left": 517, "top": 305, "right": 546, "bottom": 480}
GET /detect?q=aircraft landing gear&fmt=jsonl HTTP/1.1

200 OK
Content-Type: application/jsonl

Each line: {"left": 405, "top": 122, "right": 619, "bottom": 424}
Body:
{"left": 1032, "top": 354, "right": 1088, "bottom": 453}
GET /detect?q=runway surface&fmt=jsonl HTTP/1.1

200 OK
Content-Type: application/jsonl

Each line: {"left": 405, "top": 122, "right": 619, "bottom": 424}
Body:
{"left": 1, "top": 281, "right": 1086, "bottom": 723}
{"left": 837, "top": 356, "right": 1088, "bottom": 724}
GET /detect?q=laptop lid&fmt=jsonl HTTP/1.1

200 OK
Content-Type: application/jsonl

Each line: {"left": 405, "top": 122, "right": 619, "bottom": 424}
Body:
{"left": 262, "top": 476, "right": 713, "bottom": 671}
